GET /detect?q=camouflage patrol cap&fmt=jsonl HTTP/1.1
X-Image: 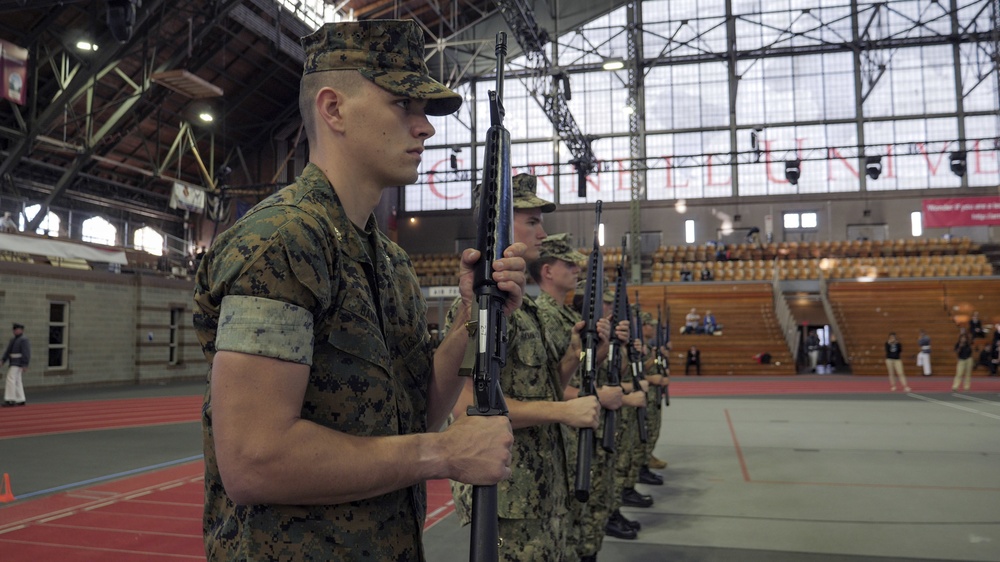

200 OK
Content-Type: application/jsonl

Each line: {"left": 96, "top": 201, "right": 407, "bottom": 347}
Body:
{"left": 301, "top": 20, "right": 462, "bottom": 116}
{"left": 512, "top": 174, "right": 556, "bottom": 213}
{"left": 472, "top": 173, "right": 556, "bottom": 216}
{"left": 639, "top": 311, "right": 654, "bottom": 324}
{"left": 540, "top": 233, "right": 586, "bottom": 265}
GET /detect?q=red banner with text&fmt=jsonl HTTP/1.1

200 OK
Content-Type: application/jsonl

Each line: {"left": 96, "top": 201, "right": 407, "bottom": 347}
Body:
{"left": 0, "top": 39, "right": 28, "bottom": 106}
{"left": 922, "top": 196, "right": 1000, "bottom": 228}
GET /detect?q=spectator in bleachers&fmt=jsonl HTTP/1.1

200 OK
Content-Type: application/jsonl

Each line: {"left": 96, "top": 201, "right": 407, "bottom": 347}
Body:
{"left": 685, "top": 345, "right": 701, "bottom": 376}
{"left": 952, "top": 333, "right": 974, "bottom": 391}
{"left": 700, "top": 265, "right": 714, "bottom": 281}
{"left": 969, "top": 311, "right": 986, "bottom": 339}
{"left": 683, "top": 308, "right": 700, "bottom": 334}
{"left": 884, "top": 333, "right": 910, "bottom": 392}
{"left": 916, "top": 329, "right": 933, "bottom": 376}
{"left": 703, "top": 310, "right": 719, "bottom": 335}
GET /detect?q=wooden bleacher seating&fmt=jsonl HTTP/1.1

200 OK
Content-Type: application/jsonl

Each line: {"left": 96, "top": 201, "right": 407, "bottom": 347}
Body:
{"left": 828, "top": 278, "right": 1000, "bottom": 377}
{"left": 645, "top": 237, "right": 994, "bottom": 283}
{"left": 635, "top": 283, "right": 795, "bottom": 376}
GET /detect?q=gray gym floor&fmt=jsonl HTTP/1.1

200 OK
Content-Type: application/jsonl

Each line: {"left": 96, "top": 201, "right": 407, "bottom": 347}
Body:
{"left": 426, "top": 392, "right": 1000, "bottom": 562}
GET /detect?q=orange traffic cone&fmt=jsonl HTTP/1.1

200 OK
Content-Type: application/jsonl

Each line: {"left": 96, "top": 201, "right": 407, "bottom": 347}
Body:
{"left": 0, "top": 473, "right": 15, "bottom": 503}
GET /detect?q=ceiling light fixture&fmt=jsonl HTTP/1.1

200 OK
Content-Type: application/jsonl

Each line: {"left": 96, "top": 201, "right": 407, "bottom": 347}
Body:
{"left": 76, "top": 41, "right": 98, "bottom": 51}
{"left": 602, "top": 58, "right": 625, "bottom": 71}
{"left": 198, "top": 112, "right": 214, "bottom": 122}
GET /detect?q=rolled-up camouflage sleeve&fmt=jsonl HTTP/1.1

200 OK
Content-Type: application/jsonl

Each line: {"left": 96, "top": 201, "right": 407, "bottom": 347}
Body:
{"left": 216, "top": 295, "right": 314, "bottom": 365}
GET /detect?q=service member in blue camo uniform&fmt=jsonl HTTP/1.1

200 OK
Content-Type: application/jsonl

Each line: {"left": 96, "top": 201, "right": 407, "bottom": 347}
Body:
{"left": 447, "top": 175, "right": 602, "bottom": 562}
{"left": 531, "top": 234, "right": 631, "bottom": 562}
{"left": 193, "top": 20, "right": 525, "bottom": 562}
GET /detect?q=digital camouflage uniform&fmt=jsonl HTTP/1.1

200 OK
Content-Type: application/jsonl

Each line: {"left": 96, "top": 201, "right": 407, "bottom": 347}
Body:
{"left": 639, "top": 312, "right": 665, "bottom": 463}
{"left": 448, "top": 175, "right": 567, "bottom": 562}
{"left": 447, "top": 297, "right": 569, "bottom": 562}
{"left": 192, "top": 18, "right": 464, "bottom": 562}
{"left": 194, "top": 163, "right": 435, "bottom": 561}
{"left": 533, "top": 234, "right": 613, "bottom": 560}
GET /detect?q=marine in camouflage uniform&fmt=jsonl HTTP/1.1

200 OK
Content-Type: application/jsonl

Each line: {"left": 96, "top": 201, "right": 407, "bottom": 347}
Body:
{"left": 449, "top": 176, "right": 599, "bottom": 562}
{"left": 193, "top": 20, "right": 517, "bottom": 562}
{"left": 531, "top": 235, "right": 588, "bottom": 561}
{"left": 637, "top": 312, "right": 666, "bottom": 486}
{"left": 533, "top": 234, "right": 627, "bottom": 560}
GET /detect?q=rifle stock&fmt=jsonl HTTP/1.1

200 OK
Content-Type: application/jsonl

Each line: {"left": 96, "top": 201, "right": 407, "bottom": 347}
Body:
{"left": 574, "top": 202, "right": 603, "bottom": 503}
{"left": 468, "top": 32, "right": 510, "bottom": 562}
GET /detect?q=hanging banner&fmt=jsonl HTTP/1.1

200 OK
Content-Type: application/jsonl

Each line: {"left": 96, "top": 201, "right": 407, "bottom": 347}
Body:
{"left": 0, "top": 39, "right": 29, "bottom": 106}
{"left": 922, "top": 196, "right": 1000, "bottom": 228}
{"left": 169, "top": 182, "right": 207, "bottom": 213}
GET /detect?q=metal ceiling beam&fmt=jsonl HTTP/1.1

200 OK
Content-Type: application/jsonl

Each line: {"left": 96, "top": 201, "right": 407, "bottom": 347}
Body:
{"left": 0, "top": 0, "right": 168, "bottom": 183}
{"left": 493, "top": 0, "right": 598, "bottom": 179}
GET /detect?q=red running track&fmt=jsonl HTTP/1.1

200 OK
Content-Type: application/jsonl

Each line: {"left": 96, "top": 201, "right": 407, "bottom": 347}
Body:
{"left": 0, "top": 396, "right": 203, "bottom": 440}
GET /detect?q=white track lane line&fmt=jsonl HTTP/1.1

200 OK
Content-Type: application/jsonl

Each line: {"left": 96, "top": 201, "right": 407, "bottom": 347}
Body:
{"left": 907, "top": 392, "right": 1000, "bottom": 420}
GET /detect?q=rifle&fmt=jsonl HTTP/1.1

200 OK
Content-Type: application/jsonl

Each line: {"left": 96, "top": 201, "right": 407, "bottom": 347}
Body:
{"left": 656, "top": 305, "right": 670, "bottom": 407}
{"left": 601, "top": 236, "right": 628, "bottom": 453}
{"left": 468, "top": 32, "right": 510, "bottom": 562}
{"left": 574, "top": 201, "right": 603, "bottom": 503}
{"left": 626, "top": 291, "right": 648, "bottom": 444}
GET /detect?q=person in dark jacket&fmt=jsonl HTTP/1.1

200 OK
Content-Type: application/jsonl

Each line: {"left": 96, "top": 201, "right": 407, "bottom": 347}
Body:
{"left": 2, "top": 323, "right": 31, "bottom": 406}
{"left": 685, "top": 345, "right": 701, "bottom": 376}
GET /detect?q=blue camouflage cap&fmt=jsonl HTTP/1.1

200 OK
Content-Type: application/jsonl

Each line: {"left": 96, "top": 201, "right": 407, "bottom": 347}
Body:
{"left": 301, "top": 20, "right": 462, "bottom": 116}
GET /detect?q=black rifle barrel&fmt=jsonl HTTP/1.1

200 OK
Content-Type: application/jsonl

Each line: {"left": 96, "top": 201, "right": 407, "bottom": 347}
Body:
{"left": 468, "top": 32, "right": 510, "bottom": 562}
{"left": 574, "top": 201, "right": 603, "bottom": 503}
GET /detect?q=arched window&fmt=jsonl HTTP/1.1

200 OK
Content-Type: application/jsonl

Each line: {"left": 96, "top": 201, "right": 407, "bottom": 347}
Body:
{"left": 81, "top": 216, "right": 116, "bottom": 246}
{"left": 20, "top": 205, "right": 60, "bottom": 236}
{"left": 133, "top": 226, "right": 164, "bottom": 256}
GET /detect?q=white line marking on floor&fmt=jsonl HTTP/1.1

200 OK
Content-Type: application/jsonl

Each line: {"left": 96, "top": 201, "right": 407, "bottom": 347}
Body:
{"left": 953, "top": 393, "right": 1000, "bottom": 406}
{"left": 908, "top": 393, "right": 1000, "bottom": 420}
{"left": 38, "top": 512, "right": 74, "bottom": 524}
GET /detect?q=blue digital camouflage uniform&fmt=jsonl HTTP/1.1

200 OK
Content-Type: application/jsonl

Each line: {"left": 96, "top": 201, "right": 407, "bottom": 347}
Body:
{"left": 193, "top": 163, "right": 435, "bottom": 561}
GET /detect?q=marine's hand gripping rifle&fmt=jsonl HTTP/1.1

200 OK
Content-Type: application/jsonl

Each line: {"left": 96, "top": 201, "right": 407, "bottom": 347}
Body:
{"left": 600, "top": 236, "right": 628, "bottom": 453}
{"left": 574, "top": 201, "right": 603, "bottom": 503}
{"left": 468, "top": 32, "right": 510, "bottom": 562}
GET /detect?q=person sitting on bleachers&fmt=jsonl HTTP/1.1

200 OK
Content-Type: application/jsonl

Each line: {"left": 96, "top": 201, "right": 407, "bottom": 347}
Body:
{"left": 700, "top": 265, "right": 714, "bottom": 281}
{"left": 683, "top": 308, "right": 700, "bottom": 334}
{"left": 703, "top": 310, "right": 720, "bottom": 335}
{"left": 969, "top": 311, "right": 986, "bottom": 339}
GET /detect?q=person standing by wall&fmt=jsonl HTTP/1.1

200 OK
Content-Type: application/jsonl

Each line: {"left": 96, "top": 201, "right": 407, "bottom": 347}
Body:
{"left": 2, "top": 323, "right": 30, "bottom": 407}
{"left": 916, "top": 329, "right": 932, "bottom": 376}
{"left": 952, "top": 333, "right": 974, "bottom": 391}
{"left": 806, "top": 330, "right": 820, "bottom": 373}
{"left": 884, "top": 333, "right": 910, "bottom": 392}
